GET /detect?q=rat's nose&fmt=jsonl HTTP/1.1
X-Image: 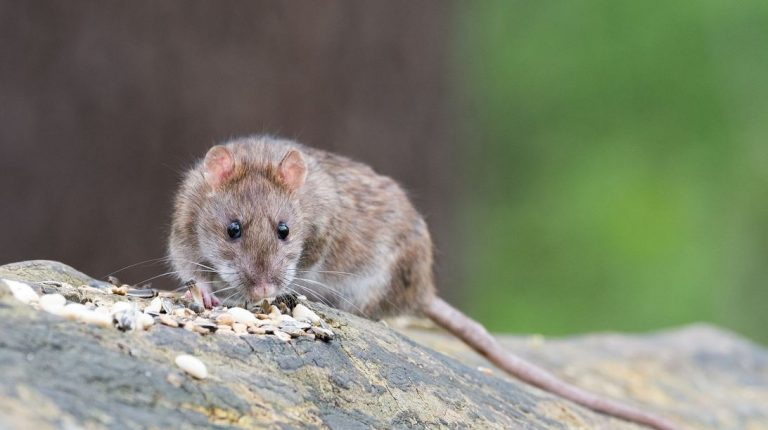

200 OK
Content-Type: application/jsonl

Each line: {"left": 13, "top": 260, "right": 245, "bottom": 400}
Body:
{"left": 249, "top": 281, "right": 277, "bottom": 300}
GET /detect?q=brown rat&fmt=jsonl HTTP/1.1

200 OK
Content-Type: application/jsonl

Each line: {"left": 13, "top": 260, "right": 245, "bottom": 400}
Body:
{"left": 168, "top": 135, "right": 677, "bottom": 430}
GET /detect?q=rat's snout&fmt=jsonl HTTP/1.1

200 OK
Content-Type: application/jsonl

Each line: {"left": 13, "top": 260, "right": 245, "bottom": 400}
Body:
{"left": 249, "top": 281, "right": 277, "bottom": 300}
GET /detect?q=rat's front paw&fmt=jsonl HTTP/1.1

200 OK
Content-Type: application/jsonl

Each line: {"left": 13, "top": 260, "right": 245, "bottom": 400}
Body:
{"left": 183, "top": 283, "right": 221, "bottom": 309}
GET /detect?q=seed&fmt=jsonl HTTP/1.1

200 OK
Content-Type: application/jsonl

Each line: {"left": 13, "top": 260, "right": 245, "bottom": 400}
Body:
{"left": 310, "top": 326, "right": 335, "bottom": 341}
{"left": 268, "top": 306, "right": 282, "bottom": 320}
{"left": 161, "top": 299, "right": 174, "bottom": 314}
{"left": 138, "top": 312, "right": 155, "bottom": 330}
{"left": 215, "top": 313, "right": 235, "bottom": 326}
{"left": 78, "top": 310, "right": 113, "bottom": 327}
{"left": 273, "top": 330, "right": 291, "bottom": 342}
{"left": 62, "top": 303, "right": 88, "bottom": 320}
{"left": 127, "top": 288, "right": 156, "bottom": 298}
{"left": 292, "top": 303, "right": 321, "bottom": 324}
{"left": 111, "top": 285, "right": 128, "bottom": 295}
{"left": 247, "top": 326, "right": 266, "bottom": 335}
{"left": 111, "top": 301, "right": 133, "bottom": 315}
{"left": 145, "top": 297, "right": 163, "bottom": 314}
{"left": 4, "top": 279, "right": 39, "bottom": 304}
{"left": 175, "top": 354, "right": 208, "bottom": 379}
{"left": 226, "top": 307, "right": 257, "bottom": 325}
{"left": 39, "top": 293, "right": 67, "bottom": 315}
{"left": 159, "top": 315, "right": 179, "bottom": 328}
{"left": 114, "top": 310, "right": 136, "bottom": 331}
{"left": 232, "top": 323, "right": 248, "bottom": 335}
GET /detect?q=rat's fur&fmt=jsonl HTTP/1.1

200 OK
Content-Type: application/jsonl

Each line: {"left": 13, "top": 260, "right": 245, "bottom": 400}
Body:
{"left": 169, "top": 135, "right": 677, "bottom": 430}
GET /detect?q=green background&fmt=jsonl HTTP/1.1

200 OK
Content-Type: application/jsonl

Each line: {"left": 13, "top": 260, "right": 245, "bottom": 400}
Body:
{"left": 458, "top": 2, "right": 768, "bottom": 343}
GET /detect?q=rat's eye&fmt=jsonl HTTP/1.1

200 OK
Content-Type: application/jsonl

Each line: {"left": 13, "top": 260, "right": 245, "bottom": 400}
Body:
{"left": 227, "top": 220, "right": 242, "bottom": 240}
{"left": 276, "top": 222, "right": 289, "bottom": 240}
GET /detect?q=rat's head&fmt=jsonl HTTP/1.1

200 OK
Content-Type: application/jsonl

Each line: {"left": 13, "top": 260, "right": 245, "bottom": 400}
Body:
{"left": 196, "top": 144, "right": 307, "bottom": 302}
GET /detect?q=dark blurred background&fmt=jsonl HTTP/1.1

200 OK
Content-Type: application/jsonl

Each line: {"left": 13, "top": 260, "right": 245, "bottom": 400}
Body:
{"left": 1, "top": 1, "right": 766, "bottom": 343}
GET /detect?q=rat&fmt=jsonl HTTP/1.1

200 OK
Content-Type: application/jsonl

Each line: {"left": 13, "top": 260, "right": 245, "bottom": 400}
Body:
{"left": 168, "top": 135, "right": 677, "bottom": 430}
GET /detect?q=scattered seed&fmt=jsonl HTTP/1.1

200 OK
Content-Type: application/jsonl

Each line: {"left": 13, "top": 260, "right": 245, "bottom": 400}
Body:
{"left": 227, "top": 307, "right": 257, "bottom": 325}
{"left": 159, "top": 315, "right": 179, "bottom": 328}
{"left": 127, "top": 288, "right": 156, "bottom": 298}
{"left": 114, "top": 310, "right": 136, "bottom": 331}
{"left": 292, "top": 303, "right": 321, "bottom": 324}
{"left": 78, "top": 310, "right": 113, "bottom": 327}
{"left": 273, "top": 330, "right": 291, "bottom": 342}
{"left": 280, "top": 326, "right": 304, "bottom": 337}
{"left": 190, "top": 324, "right": 211, "bottom": 335}
{"left": 175, "top": 354, "right": 208, "bottom": 379}
{"left": 62, "top": 303, "right": 88, "bottom": 320}
{"left": 477, "top": 366, "right": 494, "bottom": 375}
{"left": 310, "top": 326, "right": 335, "bottom": 341}
{"left": 161, "top": 299, "right": 174, "bottom": 314}
{"left": 268, "top": 306, "right": 282, "bottom": 320}
{"left": 232, "top": 323, "right": 248, "bottom": 335}
{"left": 215, "top": 313, "right": 235, "bottom": 326}
{"left": 39, "top": 293, "right": 67, "bottom": 315}
{"left": 4, "top": 279, "right": 39, "bottom": 304}
{"left": 247, "top": 326, "right": 266, "bottom": 335}
{"left": 137, "top": 312, "right": 155, "bottom": 330}
{"left": 110, "top": 285, "right": 128, "bottom": 295}
{"left": 111, "top": 301, "right": 133, "bottom": 315}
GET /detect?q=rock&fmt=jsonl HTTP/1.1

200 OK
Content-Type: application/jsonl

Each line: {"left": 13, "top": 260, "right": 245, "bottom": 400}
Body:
{"left": 0, "top": 260, "right": 767, "bottom": 430}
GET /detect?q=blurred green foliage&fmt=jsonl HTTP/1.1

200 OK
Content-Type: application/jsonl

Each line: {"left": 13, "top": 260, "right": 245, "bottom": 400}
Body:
{"left": 457, "top": 1, "right": 768, "bottom": 343}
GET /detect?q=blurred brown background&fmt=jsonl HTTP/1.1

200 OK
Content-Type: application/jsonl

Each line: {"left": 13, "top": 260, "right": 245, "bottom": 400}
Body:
{"left": 4, "top": 1, "right": 766, "bottom": 343}
{"left": 0, "top": 1, "right": 461, "bottom": 293}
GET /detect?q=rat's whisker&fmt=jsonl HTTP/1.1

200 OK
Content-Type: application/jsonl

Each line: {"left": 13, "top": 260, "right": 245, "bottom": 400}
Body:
{"left": 103, "top": 256, "right": 173, "bottom": 278}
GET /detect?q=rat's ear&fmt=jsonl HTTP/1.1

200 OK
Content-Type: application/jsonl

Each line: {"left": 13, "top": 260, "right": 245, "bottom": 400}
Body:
{"left": 203, "top": 145, "right": 235, "bottom": 189}
{"left": 277, "top": 149, "right": 307, "bottom": 191}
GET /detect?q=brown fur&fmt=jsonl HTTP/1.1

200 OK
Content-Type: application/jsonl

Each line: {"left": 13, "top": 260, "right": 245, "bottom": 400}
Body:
{"left": 168, "top": 135, "right": 676, "bottom": 430}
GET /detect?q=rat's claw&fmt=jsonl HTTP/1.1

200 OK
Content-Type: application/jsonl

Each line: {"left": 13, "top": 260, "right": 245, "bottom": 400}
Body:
{"left": 200, "top": 287, "right": 220, "bottom": 309}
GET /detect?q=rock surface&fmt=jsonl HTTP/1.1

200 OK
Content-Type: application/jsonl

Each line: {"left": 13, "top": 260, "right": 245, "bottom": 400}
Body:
{"left": 0, "top": 260, "right": 766, "bottom": 429}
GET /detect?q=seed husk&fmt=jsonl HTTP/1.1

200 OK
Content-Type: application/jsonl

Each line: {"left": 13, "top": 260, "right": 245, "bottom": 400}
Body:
{"left": 159, "top": 314, "right": 179, "bottom": 328}
{"left": 39, "top": 293, "right": 67, "bottom": 315}
{"left": 292, "top": 303, "right": 321, "bottom": 324}
{"left": 4, "top": 279, "right": 39, "bottom": 304}
{"left": 175, "top": 354, "right": 208, "bottom": 379}
{"left": 226, "top": 307, "right": 257, "bottom": 325}
{"left": 273, "top": 330, "right": 291, "bottom": 342}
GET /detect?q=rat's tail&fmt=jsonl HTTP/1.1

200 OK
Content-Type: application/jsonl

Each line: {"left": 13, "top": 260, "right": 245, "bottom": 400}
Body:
{"left": 424, "top": 296, "right": 678, "bottom": 430}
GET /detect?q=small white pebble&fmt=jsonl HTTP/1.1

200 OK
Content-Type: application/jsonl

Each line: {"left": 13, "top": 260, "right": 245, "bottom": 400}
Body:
{"left": 4, "top": 279, "right": 39, "bottom": 304}
{"left": 292, "top": 303, "right": 321, "bottom": 324}
{"left": 175, "top": 354, "right": 208, "bottom": 379}
{"left": 226, "top": 307, "right": 257, "bottom": 325}
{"left": 39, "top": 293, "right": 67, "bottom": 315}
